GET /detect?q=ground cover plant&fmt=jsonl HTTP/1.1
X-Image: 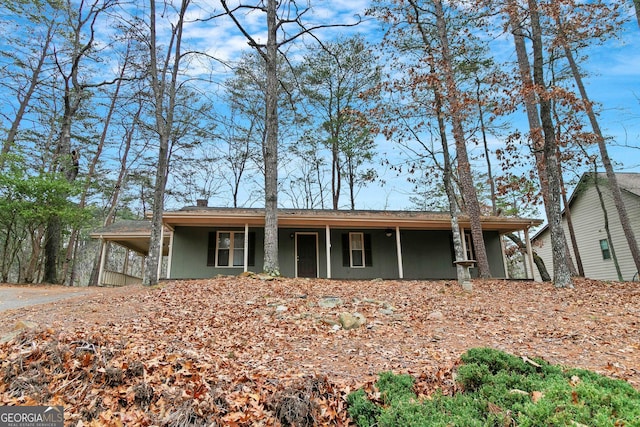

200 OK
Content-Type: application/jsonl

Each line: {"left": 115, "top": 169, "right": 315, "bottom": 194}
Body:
{"left": 348, "top": 347, "right": 640, "bottom": 426}
{"left": 0, "top": 277, "right": 638, "bottom": 425}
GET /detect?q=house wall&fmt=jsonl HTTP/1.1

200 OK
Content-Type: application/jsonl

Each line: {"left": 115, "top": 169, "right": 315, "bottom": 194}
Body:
{"left": 169, "top": 226, "right": 507, "bottom": 280}
{"left": 533, "top": 185, "right": 640, "bottom": 281}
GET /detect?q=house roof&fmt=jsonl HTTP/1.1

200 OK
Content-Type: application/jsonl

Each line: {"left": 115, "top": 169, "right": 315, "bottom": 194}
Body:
{"left": 532, "top": 172, "right": 640, "bottom": 241}
{"left": 615, "top": 173, "right": 640, "bottom": 197}
{"left": 162, "top": 207, "right": 542, "bottom": 233}
{"left": 92, "top": 209, "right": 542, "bottom": 254}
{"left": 90, "top": 220, "right": 171, "bottom": 255}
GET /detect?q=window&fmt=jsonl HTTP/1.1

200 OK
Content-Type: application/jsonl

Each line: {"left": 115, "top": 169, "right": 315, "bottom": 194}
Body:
{"left": 342, "top": 233, "right": 373, "bottom": 267}
{"left": 600, "top": 239, "right": 611, "bottom": 260}
{"left": 350, "top": 232, "right": 365, "bottom": 267}
{"left": 207, "top": 231, "right": 255, "bottom": 267}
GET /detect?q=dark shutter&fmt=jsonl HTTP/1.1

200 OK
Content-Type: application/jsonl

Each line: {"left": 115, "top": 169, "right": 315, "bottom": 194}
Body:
{"left": 364, "top": 233, "right": 373, "bottom": 267}
{"left": 342, "top": 233, "right": 349, "bottom": 266}
{"left": 248, "top": 232, "right": 256, "bottom": 266}
{"left": 207, "top": 232, "right": 216, "bottom": 266}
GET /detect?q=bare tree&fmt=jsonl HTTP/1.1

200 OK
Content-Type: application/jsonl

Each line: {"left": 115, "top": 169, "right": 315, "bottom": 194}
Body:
{"left": 550, "top": 0, "right": 640, "bottom": 277}
{"left": 143, "top": 0, "right": 190, "bottom": 286}
{"left": 505, "top": 0, "right": 572, "bottom": 287}
{"left": 220, "top": 0, "right": 359, "bottom": 275}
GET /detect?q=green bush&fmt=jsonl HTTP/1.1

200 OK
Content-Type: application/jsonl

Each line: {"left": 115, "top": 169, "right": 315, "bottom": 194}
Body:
{"left": 346, "top": 348, "right": 640, "bottom": 427}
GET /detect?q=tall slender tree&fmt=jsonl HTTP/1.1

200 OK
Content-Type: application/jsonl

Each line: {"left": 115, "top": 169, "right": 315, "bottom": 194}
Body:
{"left": 549, "top": 0, "right": 640, "bottom": 277}
{"left": 220, "top": 0, "right": 359, "bottom": 275}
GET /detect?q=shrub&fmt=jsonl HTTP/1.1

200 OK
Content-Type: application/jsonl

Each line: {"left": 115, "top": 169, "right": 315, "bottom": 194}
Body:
{"left": 346, "top": 348, "right": 640, "bottom": 427}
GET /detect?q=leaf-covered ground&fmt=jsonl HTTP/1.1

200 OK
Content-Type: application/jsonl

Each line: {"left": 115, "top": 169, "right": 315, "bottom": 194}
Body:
{"left": 0, "top": 277, "right": 638, "bottom": 426}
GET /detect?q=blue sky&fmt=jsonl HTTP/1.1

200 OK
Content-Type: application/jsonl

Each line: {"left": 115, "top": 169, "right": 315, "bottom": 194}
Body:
{"left": 181, "top": 1, "right": 639, "bottom": 212}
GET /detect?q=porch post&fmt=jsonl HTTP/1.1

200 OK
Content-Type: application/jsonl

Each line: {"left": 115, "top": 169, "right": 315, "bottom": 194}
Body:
{"left": 395, "top": 226, "right": 403, "bottom": 279}
{"left": 460, "top": 226, "right": 468, "bottom": 259}
{"left": 499, "top": 234, "right": 509, "bottom": 279}
{"left": 123, "top": 249, "right": 130, "bottom": 285}
{"left": 166, "top": 228, "right": 174, "bottom": 279}
{"left": 325, "top": 224, "right": 331, "bottom": 279}
{"left": 523, "top": 227, "right": 535, "bottom": 280}
{"left": 97, "top": 239, "right": 107, "bottom": 286}
{"left": 156, "top": 225, "right": 164, "bottom": 280}
{"left": 243, "top": 223, "right": 249, "bottom": 272}
{"left": 123, "top": 249, "right": 130, "bottom": 276}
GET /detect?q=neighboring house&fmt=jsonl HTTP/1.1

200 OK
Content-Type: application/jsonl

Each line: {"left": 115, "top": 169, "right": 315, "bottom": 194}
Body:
{"left": 91, "top": 203, "right": 542, "bottom": 284}
{"left": 532, "top": 172, "right": 640, "bottom": 282}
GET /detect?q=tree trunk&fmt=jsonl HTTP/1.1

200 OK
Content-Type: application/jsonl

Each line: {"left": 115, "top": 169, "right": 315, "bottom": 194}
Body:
{"left": 633, "top": 0, "right": 640, "bottom": 29}
{"left": 555, "top": 12, "right": 640, "bottom": 276}
{"left": 531, "top": 0, "right": 572, "bottom": 287}
{"left": 144, "top": 0, "right": 189, "bottom": 286}
{"left": 508, "top": 0, "right": 575, "bottom": 283}
{"left": 433, "top": 0, "right": 491, "bottom": 278}
{"left": 505, "top": 232, "right": 551, "bottom": 281}
{"left": 476, "top": 78, "right": 496, "bottom": 215}
{"left": 592, "top": 171, "right": 623, "bottom": 280}
{"left": 557, "top": 163, "right": 583, "bottom": 276}
{"left": 262, "top": 0, "right": 280, "bottom": 275}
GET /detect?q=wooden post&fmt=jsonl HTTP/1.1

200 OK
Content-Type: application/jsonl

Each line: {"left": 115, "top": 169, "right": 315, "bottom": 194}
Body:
{"left": 244, "top": 223, "right": 249, "bottom": 272}
{"left": 524, "top": 227, "right": 535, "bottom": 280}
{"left": 166, "top": 228, "right": 174, "bottom": 279}
{"left": 97, "top": 239, "right": 107, "bottom": 286}
{"left": 326, "top": 225, "right": 331, "bottom": 279}
{"left": 499, "top": 234, "right": 510, "bottom": 279}
{"left": 395, "top": 226, "right": 403, "bottom": 279}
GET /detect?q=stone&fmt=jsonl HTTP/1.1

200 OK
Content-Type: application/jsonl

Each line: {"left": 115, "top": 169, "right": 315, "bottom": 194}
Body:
{"left": 339, "top": 312, "right": 366, "bottom": 330}
{"left": 427, "top": 310, "right": 444, "bottom": 321}
{"left": 276, "top": 305, "right": 288, "bottom": 312}
{"left": 318, "top": 296, "right": 343, "bottom": 308}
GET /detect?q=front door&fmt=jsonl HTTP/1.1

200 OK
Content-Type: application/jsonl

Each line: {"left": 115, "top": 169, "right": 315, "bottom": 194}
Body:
{"left": 296, "top": 233, "right": 318, "bottom": 278}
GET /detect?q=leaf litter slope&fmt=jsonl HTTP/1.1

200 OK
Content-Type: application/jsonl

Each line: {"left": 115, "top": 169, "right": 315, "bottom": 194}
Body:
{"left": 0, "top": 277, "right": 638, "bottom": 425}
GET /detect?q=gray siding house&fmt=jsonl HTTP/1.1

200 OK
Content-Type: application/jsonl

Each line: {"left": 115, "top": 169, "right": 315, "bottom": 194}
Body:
{"left": 532, "top": 172, "right": 640, "bottom": 281}
{"left": 92, "top": 206, "right": 541, "bottom": 284}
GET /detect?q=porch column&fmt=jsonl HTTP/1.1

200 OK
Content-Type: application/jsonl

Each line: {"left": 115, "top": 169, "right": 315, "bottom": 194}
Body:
{"left": 156, "top": 226, "right": 164, "bottom": 280}
{"left": 499, "top": 234, "right": 509, "bottom": 279}
{"left": 97, "top": 239, "right": 108, "bottom": 286}
{"left": 325, "top": 224, "right": 331, "bottom": 279}
{"left": 123, "top": 249, "right": 130, "bottom": 276}
{"left": 166, "top": 228, "right": 174, "bottom": 279}
{"left": 243, "top": 223, "right": 249, "bottom": 272}
{"left": 523, "top": 227, "right": 535, "bottom": 280}
{"left": 394, "top": 226, "right": 403, "bottom": 279}
{"left": 460, "top": 227, "right": 468, "bottom": 259}
{"left": 123, "top": 249, "right": 130, "bottom": 285}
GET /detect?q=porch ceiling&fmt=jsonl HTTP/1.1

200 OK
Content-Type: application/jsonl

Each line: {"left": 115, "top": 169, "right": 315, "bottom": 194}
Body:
{"left": 90, "top": 220, "right": 171, "bottom": 255}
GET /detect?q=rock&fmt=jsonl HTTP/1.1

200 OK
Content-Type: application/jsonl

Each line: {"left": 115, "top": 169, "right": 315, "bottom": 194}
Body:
{"left": 318, "top": 296, "right": 343, "bottom": 308}
{"left": 339, "top": 312, "right": 366, "bottom": 330}
{"left": 428, "top": 310, "right": 444, "bottom": 321}
{"left": 276, "top": 305, "right": 288, "bottom": 312}
{"left": 238, "top": 271, "right": 255, "bottom": 277}
{"left": 256, "top": 273, "right": 276, "bottom": 281}
{"left": 319, "top": 317, "right": 340, "bottom": 327}
{"left": 379, "top": 308, "right": 395, "bottom": 316}
{"left": 371, "top": 278, "right": 384, "bottom": 282}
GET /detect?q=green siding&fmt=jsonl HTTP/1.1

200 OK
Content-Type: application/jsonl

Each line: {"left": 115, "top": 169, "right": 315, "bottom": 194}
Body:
{"left": 169, "top": 226, "right": 505, "bottom": 280}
